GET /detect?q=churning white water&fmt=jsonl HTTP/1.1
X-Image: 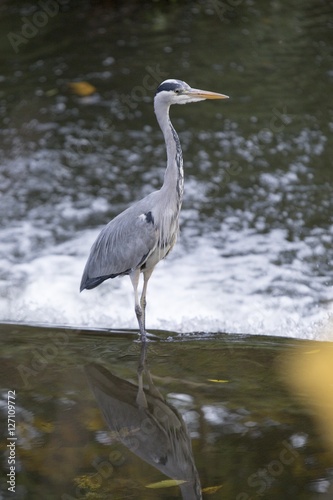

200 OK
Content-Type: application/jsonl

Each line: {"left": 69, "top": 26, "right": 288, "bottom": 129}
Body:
{"left": 1, "top": 191, "right": 331, "bottom": 340}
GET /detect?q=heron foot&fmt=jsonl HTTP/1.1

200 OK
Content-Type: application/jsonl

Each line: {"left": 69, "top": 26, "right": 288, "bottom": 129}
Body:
{"left": 134, "top": 330, "right": 159, "bottom": 342}
{"left": 140, "top": 329, "right": 148, "bottom": 343}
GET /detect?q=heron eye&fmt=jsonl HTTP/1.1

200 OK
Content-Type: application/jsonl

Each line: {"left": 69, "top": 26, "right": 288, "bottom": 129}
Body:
{"left": 174, "top": 89, "right": 180, "bottom": 94}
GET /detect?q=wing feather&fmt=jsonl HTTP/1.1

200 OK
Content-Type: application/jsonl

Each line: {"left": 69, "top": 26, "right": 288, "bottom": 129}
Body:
{"left": 80, "top": 203, "right": 158, "bottom": 291}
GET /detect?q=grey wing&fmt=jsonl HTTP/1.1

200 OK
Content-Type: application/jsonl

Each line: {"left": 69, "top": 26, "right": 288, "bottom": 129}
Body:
{"left": 80, "top": 207, "right": 157, "bottom": 291}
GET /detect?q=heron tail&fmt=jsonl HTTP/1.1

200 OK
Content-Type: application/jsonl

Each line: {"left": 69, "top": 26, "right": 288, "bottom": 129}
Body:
{"left": 80, "top": 273, "right": 119, "bottom": 291}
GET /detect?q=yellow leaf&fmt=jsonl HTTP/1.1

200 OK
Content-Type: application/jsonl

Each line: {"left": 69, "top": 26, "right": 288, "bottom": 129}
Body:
{"left": 202, "top": 484, "right": 224, "bottom": 494}
{"left": 208, "top": 379, "right": 229, "bottom": 383}
{"left": 146, "top": 479, "right": 186, "bottom": 489}
{"left": 74, "top": 474, "right": 100, "bottom": 490}
{"left": 67, "top": 81, "right": 96, "bottom": 96}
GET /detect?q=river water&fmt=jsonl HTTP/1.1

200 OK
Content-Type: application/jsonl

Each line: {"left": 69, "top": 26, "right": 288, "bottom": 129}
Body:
{"left": 0, "top": 0, "right": 332, "bottom": 339}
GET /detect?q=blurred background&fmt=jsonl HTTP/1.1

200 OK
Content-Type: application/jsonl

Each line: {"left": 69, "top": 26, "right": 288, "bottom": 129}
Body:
{"left": 0, "top": 0, "right": 332, "bottom": 338}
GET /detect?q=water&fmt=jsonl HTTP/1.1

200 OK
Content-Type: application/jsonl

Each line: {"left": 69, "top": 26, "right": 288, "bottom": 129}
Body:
{"left": 1, "top": 323, "right": 333, "bottom": 499}
{"left": 0, "top": 0, "right": 332, "bottom": 339}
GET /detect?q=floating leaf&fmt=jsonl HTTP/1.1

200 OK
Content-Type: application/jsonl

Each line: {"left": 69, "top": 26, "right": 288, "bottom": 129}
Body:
{"left": 74, "top": 474, "right": 100, "bottom": 490}
{"left": 146, "top": 479, "right": 186, "bottom": 489}
{"left": 45, "top": 88, "right": 58, "bottom": 97}
{"left": 208, "top": 379, "right": 229, "bottom": 383}
{"left": 67, "top": 81, "right": 96, "bottom": 96}
{"left": 202, "top": 484, "right": 223, "bottom": 494}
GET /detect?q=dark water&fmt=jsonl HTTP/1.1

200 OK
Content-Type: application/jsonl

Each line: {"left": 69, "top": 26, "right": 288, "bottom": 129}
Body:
{"left": 1, "top": 324, "right": 333, "bottom": 499}
{"left": 0, "top": 1, "right": 333, "bottom": 498}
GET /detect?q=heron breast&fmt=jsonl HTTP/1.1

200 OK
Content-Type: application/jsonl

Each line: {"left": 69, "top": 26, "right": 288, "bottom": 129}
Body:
{"left": 141, "top": 242, "right": 174, "bottom": 271}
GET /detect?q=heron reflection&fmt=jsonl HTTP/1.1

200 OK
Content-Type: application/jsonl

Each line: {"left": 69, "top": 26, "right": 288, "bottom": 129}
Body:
{"left": 85, "top": 343, "right": 202, "bottom": 499}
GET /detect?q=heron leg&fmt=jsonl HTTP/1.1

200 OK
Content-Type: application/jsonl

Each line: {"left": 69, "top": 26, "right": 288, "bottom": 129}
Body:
{"left": 130, "top": 270, "right": 147, "bottom": 341}
{"left": 140, "top": 268, "right": 154, "bottom": 335}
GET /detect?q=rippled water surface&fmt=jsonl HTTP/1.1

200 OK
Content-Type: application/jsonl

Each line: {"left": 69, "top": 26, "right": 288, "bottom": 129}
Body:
{"left": 0, "top": 2, "right": 332, "bottom": 338}
{"left": 1, "top": 324, "right": 333, "bottom": 499}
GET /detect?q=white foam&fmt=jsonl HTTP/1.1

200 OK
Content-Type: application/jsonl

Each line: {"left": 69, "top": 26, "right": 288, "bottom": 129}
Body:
{"left": 1, "top": 226, "right": 331, "bottom": 340}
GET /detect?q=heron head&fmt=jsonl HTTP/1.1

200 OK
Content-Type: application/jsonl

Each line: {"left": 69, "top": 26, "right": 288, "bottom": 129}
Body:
{"left": 155, "top": 79, "right": 229, "bottom": 105}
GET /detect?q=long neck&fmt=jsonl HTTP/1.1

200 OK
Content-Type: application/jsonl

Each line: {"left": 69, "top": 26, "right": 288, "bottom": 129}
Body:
{"left": 154, "top": 100, "right": 184, "bottom": 207}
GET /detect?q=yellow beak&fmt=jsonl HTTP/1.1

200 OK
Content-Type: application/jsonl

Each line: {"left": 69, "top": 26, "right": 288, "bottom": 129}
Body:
{"left": 187, "top": 88, "right": 229, "bottom": 99}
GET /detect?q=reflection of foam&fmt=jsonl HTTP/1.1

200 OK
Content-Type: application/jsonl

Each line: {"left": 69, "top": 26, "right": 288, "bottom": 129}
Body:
{"left": 0, "top": 225, "right": 331, "bottom": 339}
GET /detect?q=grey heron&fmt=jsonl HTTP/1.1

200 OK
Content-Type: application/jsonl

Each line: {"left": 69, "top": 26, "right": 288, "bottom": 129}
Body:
{"left": 80, "top": 79, "right": 228, "bottom": 341}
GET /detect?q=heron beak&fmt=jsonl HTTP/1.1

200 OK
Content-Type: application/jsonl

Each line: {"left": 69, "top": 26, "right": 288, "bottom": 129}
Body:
{"left": 187, "top": 88, "right": 229, "bottom": 100}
